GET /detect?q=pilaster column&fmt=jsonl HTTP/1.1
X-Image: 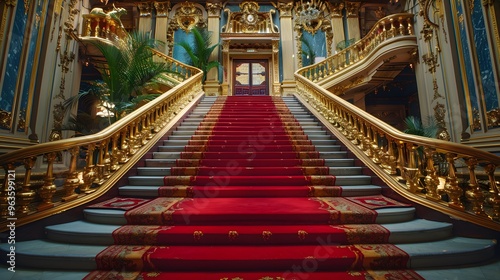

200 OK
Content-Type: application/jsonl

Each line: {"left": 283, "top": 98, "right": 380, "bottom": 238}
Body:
{"left": 272, "top": 40, "right": 281, "bottom": 96}
{"left": 136, "top": 2, "right": 153, "bottom": 34}
{"left": 277, "top": 1, "right": 295, "bottom": 95}
{"left": 154, "top": 1, "right": 171, "bottom": 54}
{"left": 330, "top": 3, "right": 345, "bottom": 54}
{"left": 345, "top": 2, "right": 360, "bottom": 42}
{"left": 204, "top": 1, "right": 223, "bottom": 96}
{"left": 221, "top": 40, "right": 230, "bottom": 96}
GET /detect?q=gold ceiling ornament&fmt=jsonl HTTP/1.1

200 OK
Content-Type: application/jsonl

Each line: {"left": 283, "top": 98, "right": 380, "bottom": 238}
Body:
{"left": 175, "top": 1, "right": 205, "bottom": 32}
{"left": 294, "top": 0, "right": 331, "bottom": 35}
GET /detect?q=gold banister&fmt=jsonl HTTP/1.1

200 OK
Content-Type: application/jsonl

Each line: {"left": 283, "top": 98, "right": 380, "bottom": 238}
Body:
{"left": 298, "top": 13, "right": 416, "bottom": 86}
{"left": 0, "top": 49, "right": 203, "bottom": 232}
{"left": 295, "top": 12, "right": 500, "bottom": 231}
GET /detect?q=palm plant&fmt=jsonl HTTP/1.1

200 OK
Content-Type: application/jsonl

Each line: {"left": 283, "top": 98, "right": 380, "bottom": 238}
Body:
{"left": 403, "top": 116, "right": 438, "bottom": 138}
{"left": 65, "top": 31, "right": 176, "bottom": 129}
{"left": 175, "top": 26, "right": 221, "bottom": 83}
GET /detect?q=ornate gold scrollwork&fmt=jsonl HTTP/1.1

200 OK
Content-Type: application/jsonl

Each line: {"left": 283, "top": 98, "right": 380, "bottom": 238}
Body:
{"left": 176, "top": 2, "right": 204, "bottom": 32}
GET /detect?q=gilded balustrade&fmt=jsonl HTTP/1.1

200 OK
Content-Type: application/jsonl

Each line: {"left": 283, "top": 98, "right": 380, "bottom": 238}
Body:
{"left": 295, "top": 74, "right": 500, "bottom": 232}
{"left": 294, "top": 12, "right": 500, "bottom": 231}
{"left": 297, "top": 13, "right": 414, "bottom": 83}
{"left": 82, "top": 14, "right": 127, "bottom": 40}
{"left": 0, "top": 50, "right": 203, "bottom": 232}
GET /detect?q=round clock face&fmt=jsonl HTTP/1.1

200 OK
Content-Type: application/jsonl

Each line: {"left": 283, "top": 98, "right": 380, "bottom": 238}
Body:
{"left": 247, "top": 14, "right": 255, "bottom": 23}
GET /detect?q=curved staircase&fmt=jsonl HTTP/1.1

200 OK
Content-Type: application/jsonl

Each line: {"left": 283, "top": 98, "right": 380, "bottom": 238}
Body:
{"left": 1, "top": 96, "right": 498, "bottom": 279}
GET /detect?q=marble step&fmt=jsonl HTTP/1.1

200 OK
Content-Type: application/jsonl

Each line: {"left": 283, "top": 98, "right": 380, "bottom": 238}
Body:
{"left": 118, "top": 184, "right": 382, "bottom": 198}
{"left": 170, "top": 130, "right": 329, "bottom": 136}
{"left": 43, "top": 219, "right": 453, "bottom": 246}
{"left": 157, "top": 145, "right": 341, "bottom": 152}
{"left": 1, "top": 237, "right": 495, "bottom": 271}
{"left": 144, "top": 158, "right": 356, "bottom": 168}
{"left": 160, "top": 139, "right": 339, "bottom": 146}
{"left": 151, "top": 150, "right": 349, "bottom": 160}
{"left": 126, "top": 174, "right": 372, "bottom": 186}
{"left": 165, "top": 134, "right": 334, "bottom": 141}
{"left": 135, "top": 166, "right": 363, "bottom": 176}
{"left": 81, "top": 206, "right": 415, "bottom": 226}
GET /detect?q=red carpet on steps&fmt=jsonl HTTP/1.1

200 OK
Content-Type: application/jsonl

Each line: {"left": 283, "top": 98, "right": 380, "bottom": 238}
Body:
{"left": 84, "top": 96, "right": 423, "bottom": 280}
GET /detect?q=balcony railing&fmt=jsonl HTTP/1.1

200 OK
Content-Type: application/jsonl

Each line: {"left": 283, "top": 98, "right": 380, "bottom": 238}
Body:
{"left": 298, "top": 13, "right": 415, "bottom": 84}
{"left": 295, "top": 13, "right": 500, "bottom": 231}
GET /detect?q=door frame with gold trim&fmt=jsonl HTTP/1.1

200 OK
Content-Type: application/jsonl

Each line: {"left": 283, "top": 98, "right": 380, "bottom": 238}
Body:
{"left": 232, "top": 59, "right": 269, "bottom": 96}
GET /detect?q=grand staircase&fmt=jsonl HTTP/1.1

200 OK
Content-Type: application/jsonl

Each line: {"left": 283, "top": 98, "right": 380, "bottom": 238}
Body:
{"left": 1, "top": 96, "right": 498, "bottom": 279}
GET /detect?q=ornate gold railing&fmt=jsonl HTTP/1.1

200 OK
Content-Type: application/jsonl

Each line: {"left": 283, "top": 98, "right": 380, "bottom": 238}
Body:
{"left": 0, "top": 50, "right": 203, "bottom": 232}
{"left": 295, "top": 14, "right": 500, "bottom": 231}
{"left": 82, "top": 13, "right": 128, "bottom": 40}
{"left": 297, "top": 13, "right": 415, "bottom": 83}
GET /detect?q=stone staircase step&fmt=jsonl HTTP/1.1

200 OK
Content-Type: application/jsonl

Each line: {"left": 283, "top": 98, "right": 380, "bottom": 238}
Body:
{"left": 126, "top": 174, "right": 371, "bottom": 186}
{"left": 118, "top": 184, "right": 382, "bottom": 198}
{"left": 1, "top": 237, "right": 494, "bottom": 271}
{"left": 43, "top": 219, "right": 453, "bottom": 246}
{"left": 143, "top": 158, "right": 356, "bottom": 168}
{"left": 156, "top": 145, "right": 341, "bottom": 152}
{"left": 81, "top": 207, "right": 415, "bottom": 226}
{"left": 136, "top": 166, "right": 362, "bottom": 176}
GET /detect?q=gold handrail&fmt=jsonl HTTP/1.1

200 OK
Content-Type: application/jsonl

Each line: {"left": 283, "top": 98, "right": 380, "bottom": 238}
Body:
{"left": 0, "top": 48, "right": 203, "bottom": 232}
{"left": 297, "top": 13, "right": 415, "bottom": 84}
{"left": 295, "top": 13, "right": 500, "bottom": 231}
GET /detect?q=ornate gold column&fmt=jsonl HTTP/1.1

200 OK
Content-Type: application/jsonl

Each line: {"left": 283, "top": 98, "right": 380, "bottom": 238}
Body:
{"left": 330, "top": 3, "right": 345, "bottom": 54}
{"left": 278, "top": 1, "right": 295, "bottom": 95}
{"left": 137, "top": 2, "right": 153, "bottom": 34}
{"left": 345, "top": 2, "right": 360, "bottom": 42}
{"left": 154, "top": 1, "right": 171, "bottom": 54}
{"left": 204, "top": 1, "right": 223, "bottom": 96}
{"left": 221, "top": 40, "right": 230, "bottom": 96}
{"left": 272, "top": 39, "right": 281, "bottom": 96}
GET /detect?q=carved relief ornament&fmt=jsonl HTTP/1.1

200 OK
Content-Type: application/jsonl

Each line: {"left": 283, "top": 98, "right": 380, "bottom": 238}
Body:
{"left": 175, "top": 1, "right": 205, "bottom": 32}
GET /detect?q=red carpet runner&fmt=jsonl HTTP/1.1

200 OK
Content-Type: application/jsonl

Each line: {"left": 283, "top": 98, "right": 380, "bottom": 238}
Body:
{"left": 84, "top": 96, "right": 424, "bottom": 280}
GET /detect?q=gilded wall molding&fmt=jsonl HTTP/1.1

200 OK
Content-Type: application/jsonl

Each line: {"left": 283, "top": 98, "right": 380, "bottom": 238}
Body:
{"left": 166, "top": 1, "right": 206, "bottom": 56}
{"left": 417, "top": 0, "right": 450, "bottom": 139}
{"left": 51, "top": 0, "right": 79, "bottom": 140}
{"left": 0, "top": 110, "right": 12, "bottom": 130}
{"left": 175, "top": 1, "right": 205, "bottom": 32}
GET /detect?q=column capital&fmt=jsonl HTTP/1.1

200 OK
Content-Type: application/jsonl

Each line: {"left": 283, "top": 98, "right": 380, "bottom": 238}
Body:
{"left": 277, "top": 1, "right": 293, "bottom": 17}
{"left": 136, "top": 2, "right": 153, "bottom": 17}
{"left": 206, "top": 2, "right": 223, "bottom": 17}
{"left": 345, "top": 2, "right": 360, "bottom": 18}
{"left": 154, "top": 1, "right": 171, "bottom": 17}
